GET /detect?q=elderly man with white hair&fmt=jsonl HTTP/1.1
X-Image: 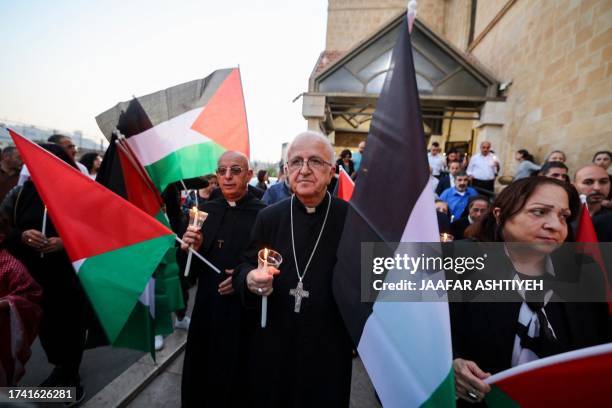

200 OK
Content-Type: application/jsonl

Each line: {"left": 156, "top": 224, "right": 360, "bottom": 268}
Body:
{"left": 234, "top": 131, "right": 353, "bottom": 407}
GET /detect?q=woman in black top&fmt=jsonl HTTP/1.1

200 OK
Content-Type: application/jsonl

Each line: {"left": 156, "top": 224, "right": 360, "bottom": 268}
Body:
{"left": 451, "top": 177, "right": 609, "bottom": 404}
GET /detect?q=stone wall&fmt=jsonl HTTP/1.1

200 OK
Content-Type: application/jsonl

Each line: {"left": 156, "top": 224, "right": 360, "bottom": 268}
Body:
{"left": 325, "top": 0, "right": 446, "bottom": 51}
{"left": 467, "top": 0, "right": 612, "bottom": 177}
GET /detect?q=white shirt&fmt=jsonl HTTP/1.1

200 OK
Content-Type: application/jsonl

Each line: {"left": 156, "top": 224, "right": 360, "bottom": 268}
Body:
{"left": 428, "top": 153, "right": 446, "bottom": 176}
{"left": 466, "top": 153, "right": 498, "bottom": 181}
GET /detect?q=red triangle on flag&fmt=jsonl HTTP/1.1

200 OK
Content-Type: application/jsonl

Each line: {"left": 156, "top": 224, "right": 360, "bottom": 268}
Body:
{"left": 9, "top": 129, "right": 172, "bottom": 261}
{"left": 576, "top": 203, "right": 599, "bottom": 242}
{"left": 191, "top": 68, "right": 250, "bottom": 157}
{"left": 338, "top": 166, "right": 355, "bottom": 202}
{"left": 576, "top": 203, "right": 612, "bottom": 315}
{"left": 116, "top": 143, "right": 163, "bottom": 217}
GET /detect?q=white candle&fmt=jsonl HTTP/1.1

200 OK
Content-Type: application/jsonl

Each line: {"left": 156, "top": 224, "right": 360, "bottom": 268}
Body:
{"left": 184, "top": 207, "right": 199, "bottom": 277}
{"left": 40, "top": 206, "right": 47, "bottom": 258}
{"left": 261, "top": 248, "right": 269, "bottom": 328}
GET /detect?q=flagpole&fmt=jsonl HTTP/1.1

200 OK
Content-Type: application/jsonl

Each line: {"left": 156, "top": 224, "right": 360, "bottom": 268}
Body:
{"left": 174, "top": 236, "right": 221, "bottom": 274}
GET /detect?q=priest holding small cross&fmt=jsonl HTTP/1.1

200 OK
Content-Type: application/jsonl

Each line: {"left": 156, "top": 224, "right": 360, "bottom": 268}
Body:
{"left": 235, "top": 131, "right": 353, "bottom": 407}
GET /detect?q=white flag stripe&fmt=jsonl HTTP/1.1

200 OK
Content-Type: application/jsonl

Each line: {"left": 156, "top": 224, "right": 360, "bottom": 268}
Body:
{"left": 360, "top": 183, "right": 453, "bottom": 407}
{"left": 72, "top": 259, "right": 86, "bottom": 274}
{"left": 486, "top": 343, "right": 612, "bottom": 385}
{"left": 126, "top": 107, "right": 212, "bottom": 166}
{"left": 138, "top": 277, "right": 156, "bottom": 319}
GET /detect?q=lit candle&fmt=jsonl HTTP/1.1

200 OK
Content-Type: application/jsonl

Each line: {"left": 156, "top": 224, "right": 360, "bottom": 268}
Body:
{"left": 184, "top": 208, "right": 208, "bottom": 277}
{"left": 261, "top": 248, "right": 269, "bottom": 328}
{"left": 440, "top": 233, "right": 454, "bottom": 243}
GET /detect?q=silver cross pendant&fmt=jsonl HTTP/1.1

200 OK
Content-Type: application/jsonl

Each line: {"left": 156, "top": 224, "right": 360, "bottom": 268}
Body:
{"left": 289, "top": 281, "right": 310, "bottom": 313}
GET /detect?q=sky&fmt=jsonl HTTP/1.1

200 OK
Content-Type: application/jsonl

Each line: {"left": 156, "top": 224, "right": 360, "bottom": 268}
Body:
{"left": 0, "top": 0, "right": 328, "bottom": 161}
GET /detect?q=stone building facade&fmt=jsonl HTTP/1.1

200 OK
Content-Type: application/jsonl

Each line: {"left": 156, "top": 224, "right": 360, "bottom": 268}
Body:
{"left": 304, "top": 0, "right": 611, "bottom": 178}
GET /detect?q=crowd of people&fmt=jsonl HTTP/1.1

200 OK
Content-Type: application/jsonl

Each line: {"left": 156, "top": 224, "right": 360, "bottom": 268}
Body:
{"left": 429, "top": 141, "right": 612, "bottom": 243}
{"left": 0, "top": 131, "right": 610, "bottom": 407}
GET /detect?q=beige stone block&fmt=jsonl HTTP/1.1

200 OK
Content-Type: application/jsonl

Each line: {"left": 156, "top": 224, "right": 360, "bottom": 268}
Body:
{"left": 596, "top": 0, "right": 612, "bottom": 15}
{"left": 594, "top": 99, "right": 612, "bottom": 116}
{"left": 558, "top": 110, "right": 573, "bottom": 126}
{"left": 575, "top": 26, "right": 594, "bottom": 46}
{"left": 588, "top": 27, "right": 612, "bottom": 53}
{"left": 602, "top": 45, "right": 612, "bottom": 62}
{"left": 585, "top": 66, "right": 606, "bottom": 86}
{"left": 545, "top": 56, "right": 566, "bottom": 77}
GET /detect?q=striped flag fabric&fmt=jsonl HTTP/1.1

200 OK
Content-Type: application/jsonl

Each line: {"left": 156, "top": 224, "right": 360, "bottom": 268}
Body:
{"left": 95, "top": 67, "right": 249, "bottom": 192}
{"left": 9, "top": 129, "right": 175, "bottom": 354}
{"left": 332, "top": 15, "right": 454, "bottom": 407}
{"left": 485, "top": 343, "right": 612, "bottom": 407}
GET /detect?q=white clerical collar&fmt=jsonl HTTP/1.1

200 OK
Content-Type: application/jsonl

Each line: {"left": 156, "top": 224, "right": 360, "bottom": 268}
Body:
{"left": 227, "top": 201, "right": 237, "bottom": 207}
{"left": 305, "top": 206, "right": 316, "bottom": 214}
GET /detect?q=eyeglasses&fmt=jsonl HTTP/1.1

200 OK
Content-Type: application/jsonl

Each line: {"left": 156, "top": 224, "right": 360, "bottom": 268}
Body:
{"left": 287, "top": 157, "right": 332, "bottom": 172}
{"left": 216, "top": 165, "right": 244, "bottom": 176}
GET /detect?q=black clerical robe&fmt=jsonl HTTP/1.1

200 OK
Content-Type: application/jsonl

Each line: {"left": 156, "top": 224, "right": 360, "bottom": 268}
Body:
{"left": 234, "top": 194, "right": 353, "bottom": 408}
{"left": 181, "top": 192, "right": 265, "bottom": 408}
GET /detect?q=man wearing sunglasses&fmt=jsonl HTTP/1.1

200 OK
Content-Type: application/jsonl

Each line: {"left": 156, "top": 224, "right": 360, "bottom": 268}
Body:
{"left": 234, "top": 131, "right": 353, "bottom": 407}
{"left": 180, "top": 151, "right": 266, "bottom": 407}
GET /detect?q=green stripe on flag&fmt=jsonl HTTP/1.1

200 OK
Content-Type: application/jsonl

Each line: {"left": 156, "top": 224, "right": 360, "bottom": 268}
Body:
{"left": 484, "top": 385, "right": 520, "bottom": 408}
{"left": 420, "top": 368, "right": 455, "bottom": 408}
{"left": 114, "top": 300, "right": 155, "bottom": 354}
{"left": 145, "top": 142, "right": 226, "bottom": 192}
{"left": 154, "top": 247, "right": 184, "bottom": 335}
{"left": 78, "top": 234, "right": 174, "bottom": 342}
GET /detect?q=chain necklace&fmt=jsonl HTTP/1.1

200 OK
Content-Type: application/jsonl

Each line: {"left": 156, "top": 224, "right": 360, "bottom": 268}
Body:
{"left": 289, "top": 191, "right": 332, "bottom": 313}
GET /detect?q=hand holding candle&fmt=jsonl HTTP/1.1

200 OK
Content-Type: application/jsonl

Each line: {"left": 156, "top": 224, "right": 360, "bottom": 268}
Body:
{"left": 184, "top": 207, "right": 208, "bottom": 277}
{"left": 256, "top": 248, "right": 282, "bottom": 328}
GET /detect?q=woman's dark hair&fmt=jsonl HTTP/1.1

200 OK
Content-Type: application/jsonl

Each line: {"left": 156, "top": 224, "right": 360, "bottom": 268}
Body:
{"left": 468, "top": 176, "right": 580, "bottom": 242}
{"left": 257, "top": 169, "right": 267, "bottom": 183}
{"left": 40, "top": 143, "right": 78, "bottom": 169}
{"left": 592, "top": 150, "right": 612, "bottom": 162}
{"left": 340, "top": 149, "right": 352, "bottom": 159}
{"left": 517, "top": 149, "right": 535, "bottom": 163}
{"left": 79, "top": 152, "right": 100, "bottom": 172}
{"left": 539, "top": 161, "right": 568, "bottom": 176}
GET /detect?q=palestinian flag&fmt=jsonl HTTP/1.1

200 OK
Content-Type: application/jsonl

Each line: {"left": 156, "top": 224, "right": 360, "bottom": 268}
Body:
{"left": 96, "top": 102, "right": 185, "bottom": 342}
{"left": 332, "top": 16, "right": 455, "bottom": 407}
{"left": 485, "top": 343, "right": 612, "bottom": 407}
{"left": 337, "top": 166, "right": 355, "bottom": 201}
{"left": 9, "top": 129, "right": 175, "bottom": 354}
{"left": 115, "top": 143, "right": 184, "bottom": 338}
{"left": 95, "top": 67, "right": 249, "bottom": 193}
